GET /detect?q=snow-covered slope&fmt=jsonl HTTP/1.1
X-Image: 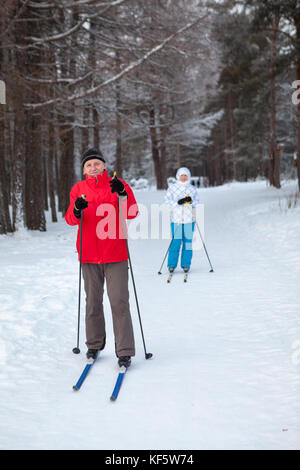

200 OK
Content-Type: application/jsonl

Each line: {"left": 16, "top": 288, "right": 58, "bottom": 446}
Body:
{"left": 0, "top": 180, "right": 299, "bottom": 450}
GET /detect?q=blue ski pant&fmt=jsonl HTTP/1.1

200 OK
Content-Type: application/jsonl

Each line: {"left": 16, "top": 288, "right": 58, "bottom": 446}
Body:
{"left": 167, "top": 222, "right": 195, "bottom": 269}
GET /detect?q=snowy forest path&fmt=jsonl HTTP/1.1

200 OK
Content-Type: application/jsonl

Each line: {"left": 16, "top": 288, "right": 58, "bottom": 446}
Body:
{"left": 0, "top": 181, "right": 299, "bottom": 449}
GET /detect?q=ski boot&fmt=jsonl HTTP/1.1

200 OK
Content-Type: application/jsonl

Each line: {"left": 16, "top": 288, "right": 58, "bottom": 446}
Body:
{"left": 118, "top": 356, "right": 131, "bottom": 369}
{"left": 86, "top": 349, "right": 99, "bottom": 361}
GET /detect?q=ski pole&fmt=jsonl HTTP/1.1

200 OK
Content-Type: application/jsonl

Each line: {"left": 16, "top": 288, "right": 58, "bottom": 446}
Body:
{"left": 193, "top": 208, "right": 214, "bottom": 273}
{"left": 115, "top": 172, "right": 153, "bottom": 360}
{"left": 73, "top": 194, "right": 86, "bottom": 354}
{"left": 157, "top": 221, "right": 181, "bottom": 274}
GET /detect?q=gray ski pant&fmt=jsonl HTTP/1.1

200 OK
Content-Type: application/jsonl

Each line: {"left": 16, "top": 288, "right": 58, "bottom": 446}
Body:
{"left": 82, "top": 261, "right": 135, "bottom": 357}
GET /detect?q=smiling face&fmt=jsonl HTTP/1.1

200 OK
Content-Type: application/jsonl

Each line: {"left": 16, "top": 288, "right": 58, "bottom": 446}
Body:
{"left": 83, "top": 158, "right": 106, "bottom": 176}
{"left": 179, "top": 174, "right": 188, "bottom": 183}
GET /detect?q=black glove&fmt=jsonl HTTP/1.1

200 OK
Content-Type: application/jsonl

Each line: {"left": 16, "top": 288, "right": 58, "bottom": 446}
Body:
{"left": 109, "top": 176, "right": 127, "bottom": 197}
{"left": 178, "top": 196, "right": 192, "bottom": 205}
{"left": 73, "top": 196, "right": 88, "bottom": 218}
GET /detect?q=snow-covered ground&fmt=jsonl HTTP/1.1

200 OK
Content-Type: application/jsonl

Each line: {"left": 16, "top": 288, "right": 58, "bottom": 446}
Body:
{"left": 0, "top": 180, "right": 299, "bottom": 450}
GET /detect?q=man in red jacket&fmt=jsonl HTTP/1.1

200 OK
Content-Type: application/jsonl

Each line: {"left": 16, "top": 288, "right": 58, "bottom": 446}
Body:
{"left": 65, "top": 148, "right": 139, "bottom": 368}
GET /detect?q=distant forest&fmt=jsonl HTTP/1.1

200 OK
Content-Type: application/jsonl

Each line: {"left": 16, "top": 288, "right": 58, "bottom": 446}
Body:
{"left": 0, "top": 0, "right": 300, "bottom": 233}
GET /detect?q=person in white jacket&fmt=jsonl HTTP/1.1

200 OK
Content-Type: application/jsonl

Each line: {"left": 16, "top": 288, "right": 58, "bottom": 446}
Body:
{"left": 164, "top": 167, "right": 200, "bottom": 273}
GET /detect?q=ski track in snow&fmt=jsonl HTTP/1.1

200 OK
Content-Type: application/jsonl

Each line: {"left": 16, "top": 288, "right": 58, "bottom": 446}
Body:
{"left": 0, "top": 180, "right": 299, "bottom": 450}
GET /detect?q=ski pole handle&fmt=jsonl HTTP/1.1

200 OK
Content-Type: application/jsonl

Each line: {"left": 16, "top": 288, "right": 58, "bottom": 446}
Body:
{"left": 79, "top": 195, "right": 87, "bottom": 215}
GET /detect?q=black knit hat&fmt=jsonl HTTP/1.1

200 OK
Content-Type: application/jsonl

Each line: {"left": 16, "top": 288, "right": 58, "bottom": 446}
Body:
{"left": 82, "top": 147, "right": 105, "bottom": 167}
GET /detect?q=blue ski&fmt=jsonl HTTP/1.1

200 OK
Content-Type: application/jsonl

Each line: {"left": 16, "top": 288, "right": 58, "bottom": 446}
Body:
{"left": 110, "top": 366, "right": 127, "bottom": 401}
{"left": 73, "top": 356, "right": 98, "bottom": 391}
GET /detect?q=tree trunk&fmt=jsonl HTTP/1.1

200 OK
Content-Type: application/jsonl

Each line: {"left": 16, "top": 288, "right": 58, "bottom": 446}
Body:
{"left": 295, "top": 14, "right": 300, "bottom": 192}
{"left": 0, "top": 115, "right": 13, "bottom": 233}
{"left": 58, "top": 7, "right": 78, "bottom": 215}
{"left": 115, "top": 84, "right": 123, "bottom": 177}
{"left": 25, "top": 112, "right": 46, "bottom": 231}
{"left": 48, "top": 117, "right": 58, "bottom": 222}
{"left": 269, "top": 15, "right": 281, "bottom": 188}
{"left": 177, "top": 143, "right": 181, "bottom": 168}
{"left": 115, "top": 50, "right": 123, "bottom": 177}
{"left": 228, "top": 89, "right": 237, "bottom": 180}
{"left": 158, "top": 104, "right": 168, "bottom": 189}
{"left": 59, "top": 122, "right": 75, "bottom": 216}
{"left": 0, "top": 4, "right": 13, "bottom": 233}
{"left": 82, "top": 106, "right": 89, "bottom": 153}
{"left": 12, "top": 107, "right": 25, "bottom": 231}
{"left": 43, "top": 133, "right": 49, "bottom": 212}
{"left": 93, "top": 108, "right": 100, "bottom": 149}
{"left": 149, "top": 106, "right": 163, "bottom": 189}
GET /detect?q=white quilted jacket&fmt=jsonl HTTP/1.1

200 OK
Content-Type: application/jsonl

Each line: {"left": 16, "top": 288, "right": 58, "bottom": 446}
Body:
{"left": 165, "top": 169, "right": 200, "bottom": 224}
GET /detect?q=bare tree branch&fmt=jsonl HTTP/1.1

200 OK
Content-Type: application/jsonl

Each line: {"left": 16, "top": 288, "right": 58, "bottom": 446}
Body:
{"left": 25, "top": 14, "right": 94, "bottom": 45}
{"left": 26, "top": 0, "right": 130, "bottom": 9}
{"left": 25, "top": 14, "right": 208, "bottom": 110}
{"left": 0, "top": 0, "right": 31, "bottom": 39}
{"left": 22, "top": 0, "right": 133, "bottom": 47}
{"left": 24, "top": 71, "right": 93, "bottom": 85}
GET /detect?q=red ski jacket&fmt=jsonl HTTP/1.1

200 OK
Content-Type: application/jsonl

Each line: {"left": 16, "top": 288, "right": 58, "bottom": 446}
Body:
{"left": 65, "top": 170, "right": 139, "bottom": 264}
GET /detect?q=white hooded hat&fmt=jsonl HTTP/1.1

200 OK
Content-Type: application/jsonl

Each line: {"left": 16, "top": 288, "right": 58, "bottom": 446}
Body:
{"left": 176, "top": 167, "right": 191, "bottom": 182}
